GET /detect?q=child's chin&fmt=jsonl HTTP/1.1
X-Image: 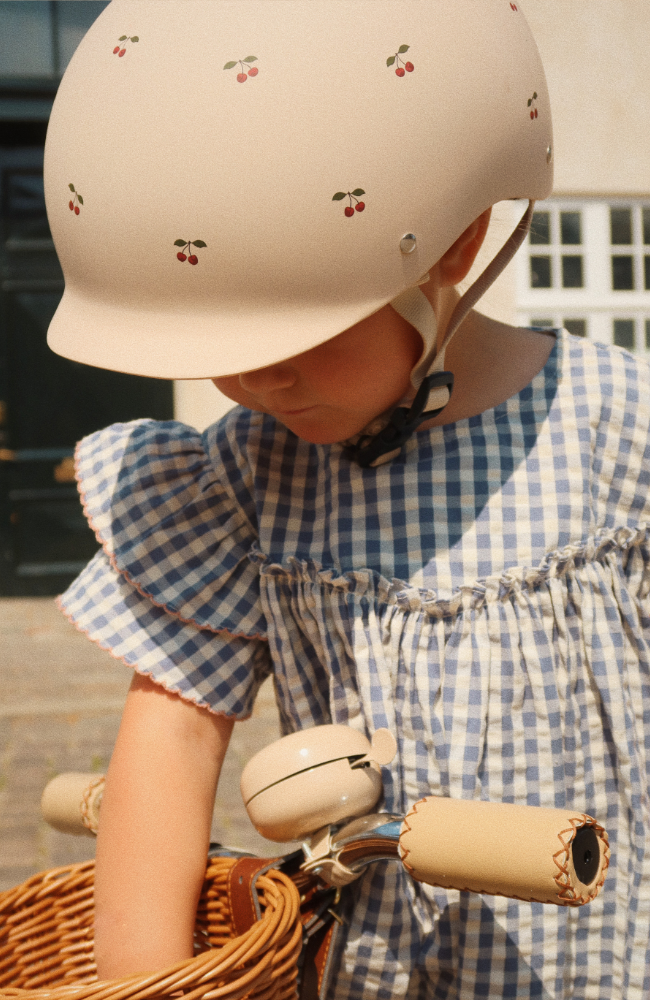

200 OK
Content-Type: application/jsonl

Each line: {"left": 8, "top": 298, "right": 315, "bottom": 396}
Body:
{"left": 278, "top": 415, "right": 358, "bottom": 446}
{"left": 281, "top": 424, "right": 341, "bottom": 445}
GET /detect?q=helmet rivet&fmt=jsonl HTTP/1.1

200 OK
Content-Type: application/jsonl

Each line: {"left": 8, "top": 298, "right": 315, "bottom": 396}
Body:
{"left": 400, "top": 233, "right": 417, "bottom": 254}
{"left": 546, "top": 145, "right": 552, "bottom": 164}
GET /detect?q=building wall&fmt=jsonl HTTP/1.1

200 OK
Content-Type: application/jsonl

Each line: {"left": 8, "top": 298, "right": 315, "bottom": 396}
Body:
{"left": 173, "top": 377, "right": 233, "bottom": 433}
{"left": 440, "top": 2, "right": 650, "bottom": 346}
{"left": 516, "top": 2, "right": 650, "bottom": 353}
{"left": 524, "top": 0, "right": 650, "bottom": 198}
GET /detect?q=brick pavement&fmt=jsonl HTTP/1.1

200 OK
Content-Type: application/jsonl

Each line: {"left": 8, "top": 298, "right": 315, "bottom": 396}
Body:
{"left": 0, "top": 598, "right": 291, "bottom": 894}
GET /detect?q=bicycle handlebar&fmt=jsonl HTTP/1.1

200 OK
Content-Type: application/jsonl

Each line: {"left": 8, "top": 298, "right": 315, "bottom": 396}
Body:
{"left": 41, "top": 773, "right": 609, "bottom": 907}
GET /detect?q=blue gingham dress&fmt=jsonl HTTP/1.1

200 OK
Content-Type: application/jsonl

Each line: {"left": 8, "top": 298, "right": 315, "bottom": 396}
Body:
{"left": 61, "top": 330, "right": 650, "bottom": 999}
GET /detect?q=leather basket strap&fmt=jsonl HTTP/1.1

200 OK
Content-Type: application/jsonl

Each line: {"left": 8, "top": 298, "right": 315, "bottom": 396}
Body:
{"left": 227, "top": 854, "right": 348, "bottom": 999}
{"left": 227, "top": 856, "right": 282, "bottom": 936}
{"left": 300, "top": 921, "right": 336, "bottom": 1000}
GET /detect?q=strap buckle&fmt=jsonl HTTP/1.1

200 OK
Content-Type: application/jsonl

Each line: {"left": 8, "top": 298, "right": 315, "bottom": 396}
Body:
{"left": 348, "top": 370, "right": 454, "bottom": 468}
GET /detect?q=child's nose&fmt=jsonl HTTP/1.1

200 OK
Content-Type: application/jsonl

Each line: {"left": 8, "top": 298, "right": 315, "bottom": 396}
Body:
{"left": 238, "top": 364, "right": 296, "bottom": 394}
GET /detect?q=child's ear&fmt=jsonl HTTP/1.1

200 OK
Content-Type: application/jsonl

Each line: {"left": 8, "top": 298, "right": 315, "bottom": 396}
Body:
{"left": 436, "top": 208, "right": 492, "bottom": 287}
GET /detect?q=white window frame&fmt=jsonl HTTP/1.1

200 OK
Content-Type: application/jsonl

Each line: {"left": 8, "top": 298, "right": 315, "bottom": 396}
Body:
{"left": 515, "top": 198, "right": 650, "bottom": 354}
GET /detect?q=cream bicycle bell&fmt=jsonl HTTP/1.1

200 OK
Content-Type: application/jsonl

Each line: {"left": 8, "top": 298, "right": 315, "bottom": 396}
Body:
{"left": 240, "top": 724, "right": 398, "bottom": 842}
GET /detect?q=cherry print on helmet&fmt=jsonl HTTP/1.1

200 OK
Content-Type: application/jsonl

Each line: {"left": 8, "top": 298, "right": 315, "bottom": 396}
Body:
{"left": 67, "top": 184, "right": 83, "bottom": 215}
{"left": 510, "top": 3, "right": 518, "bottom": 10}
{"left": 223, "top": 56, "right": 259, "bottom": 82}
{"left": 528, "top": 91, "right": 539, "bottom": 119}
{"left": 332, "top": 190, "right": 366, "bottom": 217}
{"left": 387, "top": 44, "right": 414, "bottom": 77}
{"left": 112, "top": 35, "right": 139, "bottom": 57}
{"left": 174, "top": 239, "right": 207, "bottom": 264}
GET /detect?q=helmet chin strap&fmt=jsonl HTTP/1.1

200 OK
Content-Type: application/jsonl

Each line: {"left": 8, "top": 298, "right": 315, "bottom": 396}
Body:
{"left": 344, "top": 200, "right": 535, "bottom": 468}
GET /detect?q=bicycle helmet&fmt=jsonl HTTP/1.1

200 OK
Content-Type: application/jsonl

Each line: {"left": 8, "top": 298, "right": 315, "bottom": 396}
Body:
{"left": 44, "top": 0, "right": 552, "bottom": 461}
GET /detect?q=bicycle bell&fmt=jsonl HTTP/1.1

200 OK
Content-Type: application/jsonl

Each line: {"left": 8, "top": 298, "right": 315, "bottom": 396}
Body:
{"left": 240, "top": 724, "right": 397, "bottom": 842}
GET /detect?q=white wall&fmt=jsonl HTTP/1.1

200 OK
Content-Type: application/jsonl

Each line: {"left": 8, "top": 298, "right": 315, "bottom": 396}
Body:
{"left": 173, "top": 378, "right": 235, "bottom": 432}
{"left": 523, "top": 0, "right": 650, "bottom": 197}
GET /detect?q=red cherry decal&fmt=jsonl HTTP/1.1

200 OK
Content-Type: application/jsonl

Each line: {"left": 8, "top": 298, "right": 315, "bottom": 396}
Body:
{"left": 113, "top": 46, "right": 120, "bottom": 54}
{"left": 344, "top": 206, "right": 355, "bottom": 218}
{"left": 225, "top": 57, "right": 260, "bottom": 80}
{"left": 174, "top": 239, "right": 206, "bottom": 263}
{"left": 74, "top": 206, "right": 80, "bottom": 215}
{"left": 355, "top": 202, "right": 365, "bottom": 212}
{"left": 388, "top": 46, "right": 412, "bottom": 77}
{"left": 530, "top": 110, "right": 534, "bottom": 119}
{"left": 118, "top": 48, "right": 126, "bottom": 57}
{"left": 69, "top": 201, "right": 74, "bottom": 211}
{"left": 534, "top": 108, "right": 538, "bottom": 118}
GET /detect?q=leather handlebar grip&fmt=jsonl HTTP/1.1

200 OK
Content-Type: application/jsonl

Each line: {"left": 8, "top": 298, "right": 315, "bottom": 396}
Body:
{"left": 40, "top": 772, "right": 105, "bottom": 837}
{"left": 398, "top": 796, "right": 610, "bottom": 906}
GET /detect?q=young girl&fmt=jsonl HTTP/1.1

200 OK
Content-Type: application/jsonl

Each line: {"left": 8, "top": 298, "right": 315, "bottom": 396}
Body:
{"left": 44, "top": 2, "right": 650, "bottom": 997}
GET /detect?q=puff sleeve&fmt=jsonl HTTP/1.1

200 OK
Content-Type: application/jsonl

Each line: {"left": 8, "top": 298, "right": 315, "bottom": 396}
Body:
{"left": 58, "top": 418, "right": 271, "bottom": 718}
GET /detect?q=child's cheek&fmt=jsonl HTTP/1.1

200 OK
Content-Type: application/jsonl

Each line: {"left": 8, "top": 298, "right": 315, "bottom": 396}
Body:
{"left": 211, "top": 376, "right": 253, "bottom": 409}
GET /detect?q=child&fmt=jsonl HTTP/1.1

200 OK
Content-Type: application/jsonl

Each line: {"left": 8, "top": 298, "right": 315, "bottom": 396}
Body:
{"left": 44, "top": 2, "right": 650, "bottom": 997}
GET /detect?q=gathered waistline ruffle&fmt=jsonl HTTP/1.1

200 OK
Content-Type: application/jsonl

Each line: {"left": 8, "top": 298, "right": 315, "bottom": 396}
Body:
{"left": 253, "top": 524, "right": 650, "bottom": 618}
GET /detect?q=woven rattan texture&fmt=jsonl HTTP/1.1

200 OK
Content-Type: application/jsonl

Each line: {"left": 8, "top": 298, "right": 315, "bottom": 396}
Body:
{"left": 0, "top": 857, "right": 301, "bottom": 999}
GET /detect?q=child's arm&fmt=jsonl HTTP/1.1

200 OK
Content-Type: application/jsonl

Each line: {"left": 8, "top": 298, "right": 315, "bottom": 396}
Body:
{"left": 93, "top": 672, "right": 235, "bottom": 979}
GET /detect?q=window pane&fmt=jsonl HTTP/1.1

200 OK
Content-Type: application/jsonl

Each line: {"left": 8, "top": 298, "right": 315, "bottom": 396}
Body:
{"left": 530, "top": 256, "right": 552, "bottom": 288}
{"left": 560, "top": 212, "right": 581, "bottom": 244}
{"left": 564, "top": 319, "right": 586, "bottom": 338}
{"left": 645, "top": 256, "right": 650, "bottom": 290}
{"left": 531, "top": 318, "right": 554, "bottom": 329}
{"left": 643, "top": 208, "right": 650, "bottom": 244}
{"left": 613, "top": 319, "right": 635, "bottom": 349}
{"left": 530, "top": 212, "right": 551, "bottom": 244}
{"left": 646, "top": 319, "right": 650, "bottom": 350}
{"left": 0, "top": 1, "right": 54, "bottom": 77}
{"left": 562, "top": 255, "right": 583, "bottom": 288}
{"left": 612, "top": 256, "right": 635, "bottom": 290}
{"left": 5, "top": 171, "right": 51, "bottom": 242}
{"left": 611, "top": 207, "right": 632, "bottom": 244}
{"left": 55, "top": 1, "right": 111, "bottom": 75}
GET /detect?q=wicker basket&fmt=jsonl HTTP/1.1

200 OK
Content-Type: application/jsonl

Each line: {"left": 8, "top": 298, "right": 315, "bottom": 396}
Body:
{"left": 0, "top": 856, "right": 302, "bottom": 999}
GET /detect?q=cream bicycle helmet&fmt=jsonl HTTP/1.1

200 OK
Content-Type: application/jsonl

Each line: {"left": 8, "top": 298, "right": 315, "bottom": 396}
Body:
{"left": 44, "top": 0, "right": 552, "bottom": 464}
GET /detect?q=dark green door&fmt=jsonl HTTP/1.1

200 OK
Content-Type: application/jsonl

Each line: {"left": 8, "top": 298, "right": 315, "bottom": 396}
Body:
{"left": 0, "top": 139, "right": 173, "bottom": 596}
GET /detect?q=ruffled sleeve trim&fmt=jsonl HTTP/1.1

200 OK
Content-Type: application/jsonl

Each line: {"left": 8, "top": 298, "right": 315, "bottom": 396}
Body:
{"left": 57, "top": 550, "right": 271, "bottom": 719}
{"left": 75, "top": 419, "right": 267, "bottom": 639}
